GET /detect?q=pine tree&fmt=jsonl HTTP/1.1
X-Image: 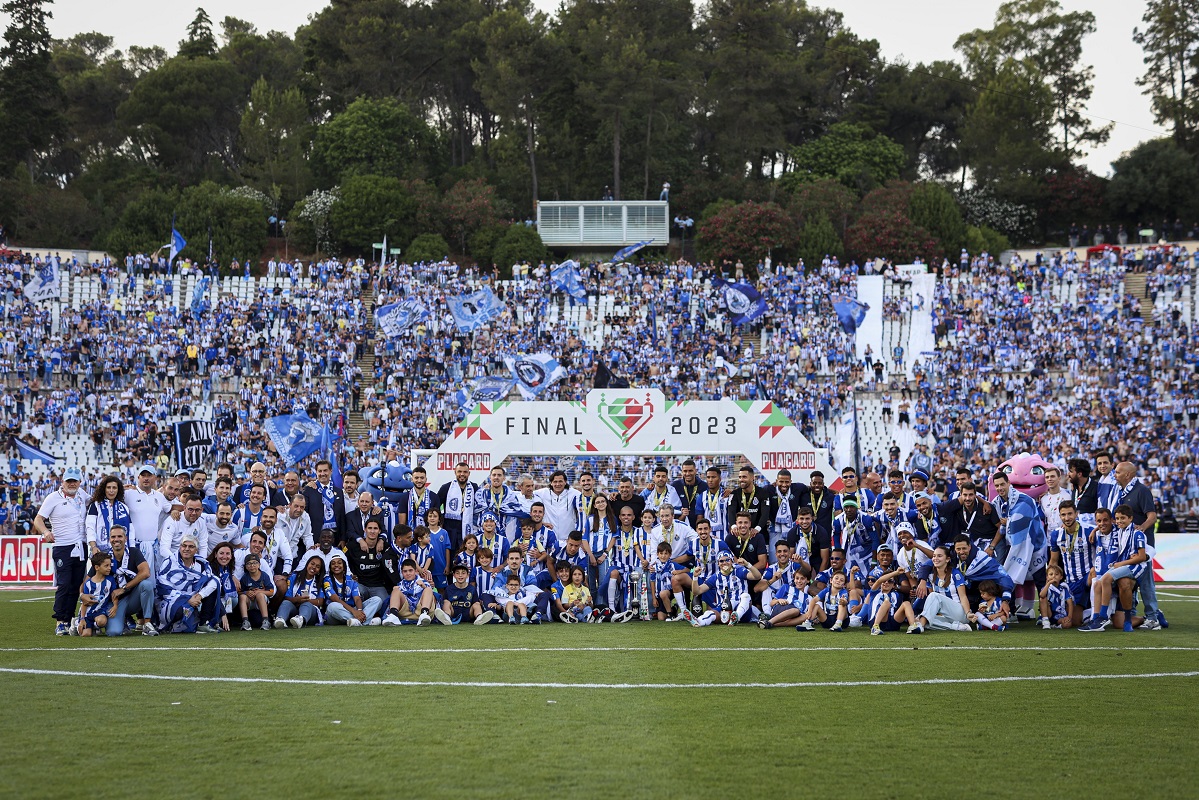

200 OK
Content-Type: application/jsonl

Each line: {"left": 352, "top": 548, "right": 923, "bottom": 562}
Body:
{"left": 178, "top": 7, "right": 216, "bottom": 60}
{"left": 0, "top": 0, "right": 64, "bottom": 178}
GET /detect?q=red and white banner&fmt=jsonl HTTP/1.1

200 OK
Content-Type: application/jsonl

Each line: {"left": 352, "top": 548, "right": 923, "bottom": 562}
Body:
{"left": 0, "top": 536, "right": 55, "bottom": 583}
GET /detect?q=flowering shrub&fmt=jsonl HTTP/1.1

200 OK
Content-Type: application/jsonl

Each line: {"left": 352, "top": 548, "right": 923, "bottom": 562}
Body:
{"left": 844, "top": 208, "right": 939, "bottom": 265}
{"left": 293, "top": 187, "right": 340, "bottom": 253}
{"left": 696, "top": 201, "right": 797, "bottom": 265}
{"left": 956, "top": 186, "right": 1035, "bottom": 243}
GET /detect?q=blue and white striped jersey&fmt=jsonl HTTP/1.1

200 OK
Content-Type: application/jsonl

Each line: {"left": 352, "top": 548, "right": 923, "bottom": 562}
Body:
{"left": 704, "top": 566, "right": 751, "bottom": 608}
{"left": 1045, "top": 582, "right": 1071, "bottom": 621}
{"left": 687, "top": 538, "right": 730, "bottom": 581}
{"left": 1049, "top": 523, "right": 1095, "bottom": 584}
{"left": 1106, "top": 525, "right": 1147, "bottom": 578}
{"left": 776, "top": 584, "right": 811, "bottom": 613}
{"left": 81, "top": 576, "right": 116, "bottom": 618}
{"left": 610, "top": 528, "right": 647, "bottom": 572}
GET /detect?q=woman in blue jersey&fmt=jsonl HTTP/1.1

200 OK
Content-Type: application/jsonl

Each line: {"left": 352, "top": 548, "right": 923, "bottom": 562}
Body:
{"left": 583, "top": 493, "right": 617, "bottom": 608}
{"left": 206, "top": 542, "right": 236, "bottom": 631}
{"left": 85, "top": 476, "right": 132, "bottom": 556}
{"left": 914, "top": 545, "right": 973, "bottom": 632}
{"left": 275, "top": 554, "right": 327, "bottom": 629}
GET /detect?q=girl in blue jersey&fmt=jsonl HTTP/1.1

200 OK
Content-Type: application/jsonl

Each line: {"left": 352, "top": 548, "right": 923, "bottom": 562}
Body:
{"left": 1039, "top": 564, "right": 1075, "bottom": 629}
{"left": 867, "top": 572, "right": 922, "bottom": 635}
{"left": 276, "top": 554, "right": 327, "bottom": 630}
{"left": 324, "top": 552, "right": 369, "bottom": 627}
{"left": 815, "top": 570, "right": 853, "bottom": 630}
{"left": 759, "top": 566, "right": 820, "bottom": 630}
{"left": 970, "top": 580, "right": 1009, "bottom": 631}
{"left": 455, "top": 534, "right": 480, "bottom": 569}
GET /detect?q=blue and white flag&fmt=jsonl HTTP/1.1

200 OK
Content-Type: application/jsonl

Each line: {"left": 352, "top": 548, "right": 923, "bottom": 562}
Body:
{"left": 714, "top": 279, "right": 767, "bottom": 326}
{"left": 375, "top": 299, "right": 429, "bottom": 339}
{"left": 264, "top": 412, "right": 328, "bottom": 467}
{"left": 169, "top": 227, "right": 187, "bottom": 268}
{"left": 504, "top": 353, "right": 567, "bottom": 400}
{"left": 832, "top": 294, "right": 869, "bottom": 334}
{"left": 611, "top": 240, "right": 653, "bottom": 263}
{"left": 550, "top": 260, "right": 587, "bottom": 300}
{"left": 449, "top": 288, "right": 505, "bottom": 332}
{"left": 23, "top": 258, "right": 59, "bottom": 303}
{"left": 10, "top": 435, "right": 56, "bottom": 465}
{"left": 997, "top": 487, "right": 1047, "bottom": 585}
{"left": 190, "top": 276, "right": 210, "bottom": 313}
{"left": 454, "top": 376, "right": 516, "bottom": 411}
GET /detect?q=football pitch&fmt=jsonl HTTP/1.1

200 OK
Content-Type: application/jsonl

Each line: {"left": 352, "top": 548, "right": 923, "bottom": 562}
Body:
{"left": 2, "top": 589, "right": 1197, "bottom": 799}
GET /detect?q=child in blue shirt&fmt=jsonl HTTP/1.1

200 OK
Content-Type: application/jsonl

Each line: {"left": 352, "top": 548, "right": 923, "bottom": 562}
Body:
{"left": 759, "top": 566, "right": 818, "bottom": 630}
{"left": 867, "top": 571, "right": 922, "bottom": 635}
{"left": 75, "top": 552, "right": 116, "bottom": 637}
{"left": 1039, "top": 564, "right": 1075, "bottom": 629}
{"left": 970, "top": 580, "right": 1009, "bottom": 631}
{"left": 816, "top": 571, "right": 853, "bottom": 631}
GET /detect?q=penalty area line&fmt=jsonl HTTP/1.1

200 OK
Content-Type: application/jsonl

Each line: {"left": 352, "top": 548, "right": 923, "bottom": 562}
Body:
{"left": 0, "top": 666, "right": 1196, "bottom": 690}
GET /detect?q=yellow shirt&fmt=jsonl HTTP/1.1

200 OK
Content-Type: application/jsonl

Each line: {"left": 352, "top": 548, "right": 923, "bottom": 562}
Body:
{"left": 564, "top": 584, "right": 591, "bottom": 607}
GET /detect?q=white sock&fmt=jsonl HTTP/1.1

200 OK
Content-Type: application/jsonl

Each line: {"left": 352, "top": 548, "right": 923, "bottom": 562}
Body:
{"left": 673, "top": 592, "right": 686, "bottom": 612}
{"left": 696, "top": 610, "right": 717, "bottom": 627}
{"left": 977, "top": 616, "right": 996, "bottom": 630}
{"left": 608, "top": 578, "right": 620, "bottom": 610}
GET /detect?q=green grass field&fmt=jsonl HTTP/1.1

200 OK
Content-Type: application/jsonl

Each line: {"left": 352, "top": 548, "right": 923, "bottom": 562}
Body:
{"left": 2, "top": 587, "right": 1197, "bottom": 800}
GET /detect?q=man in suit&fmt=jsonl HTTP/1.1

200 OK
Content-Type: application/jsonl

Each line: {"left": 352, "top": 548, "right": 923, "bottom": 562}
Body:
{"left": 937, "top": 481, "right": 1000, "bottom": 553}
{"left": 437, "top": 461, "right": 477, "bottom": 551}
{"left": 763, "top": 468, "right": 807, "bottom": 561}
{"left": 339, "top": 489, "right": 382, "bottom": 547}
{"left": 304, "top": 459, "right": 344, "bottom": 543}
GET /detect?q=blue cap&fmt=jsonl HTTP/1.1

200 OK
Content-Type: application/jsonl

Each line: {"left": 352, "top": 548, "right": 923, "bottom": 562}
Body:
{"left": 138, "top": 463, "right": 157, "bottom": 476}
{"left": 910, "top": 470, "right": 930, "bottom": 482}
{"left": 63, "top": 467, "right": 83, "bottom": 482}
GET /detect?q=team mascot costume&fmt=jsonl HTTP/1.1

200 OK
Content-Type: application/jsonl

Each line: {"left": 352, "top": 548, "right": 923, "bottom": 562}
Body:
{"left": 987, "top": 453, "right": 1052, "bottom": 619}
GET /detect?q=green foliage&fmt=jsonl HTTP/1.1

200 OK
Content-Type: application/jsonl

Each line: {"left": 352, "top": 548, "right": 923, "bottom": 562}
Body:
{"left": 491, "top": 224, "right": 547, "bottom": 276}
{"left": 174, "top": 181, "right": 267, "bottom": 265}
{"left": 696, "top": 201, "right": 796, "bottom": 266}
{"left": 0, "top": 176, "right": 96, "bottom": 246}
{"left": 118, "top": 55, "right": 243, "bottom": 181}
{"left": 441, "top": 178, "right": 503, "bottom": 255}
{"left": 908, "top": 182, "right": 967, "bottom": 255}
{"left": 1135, "top": 1, "right": 1199, "bottom": 151}
{"left": 101, "top": 187, "right": 179, "bottom": 256}
{"left": 699, "top": 198, "right": 736, "bottom": 223}
{"left": 468, "top": 223, "right": 508, "bottom": 268}
{"left": 312, "top": 97, "right": 439, "bottom": 185}
{"left": 328, "top": 175, "right": 416, "bottom": 255}
{"left": 1108, "top": 138, "right": 1199, "bottom": 223}
{"left": 794, "top": 212, "right": 843, "bottom": 268}
{"left": 407, "top": 232, "right": 451, "bottom": 264}
{"left": 238, "top": 77, "right": 311, "bottom": 209}
{"left": 0, "top": 0, "right": 64, "bottom": 178}
{"left": 178, "top": 8, "right": 217, "bottom": 60}
{"left": 787, "top": 179, "right": 857, "bottom": 237}
{"left": 964, "top": 224, "right": 1011, "bottom": 256}
{"left": 784, "top": 123, "right": 905, "bottom": 194}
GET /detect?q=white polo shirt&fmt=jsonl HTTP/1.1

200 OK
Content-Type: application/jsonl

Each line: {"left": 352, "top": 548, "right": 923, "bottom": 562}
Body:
{"left": 37, "top": 488, "right": 86, "bottom": 549}
{"left": 126, "top": 486, "right": 171, "bottom": 549}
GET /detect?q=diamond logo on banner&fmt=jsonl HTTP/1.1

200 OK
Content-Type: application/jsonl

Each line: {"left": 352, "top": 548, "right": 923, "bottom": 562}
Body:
{"left": 596, "top": 393, "right": 655, "bottom": 447}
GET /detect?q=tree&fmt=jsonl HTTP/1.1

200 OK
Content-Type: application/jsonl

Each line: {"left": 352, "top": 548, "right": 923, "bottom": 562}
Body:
{"left": 1134, "top": 1, "right": 1199, "bottom": 150}
{"left": 783, "top": 122, "right": 904, "bottom": 194}
{"left": 312, "top": 97, "right": 439, "bottom": 185}
{"left": 118, "top": 56, "right": 243, "bottom": 181}
{"left": 794, "top": 211, "right": 843, "bottom": 268}
{"left": 844, "top": 208, "right": 937, "bottom": 265}
{"left": 50, "top": 33, "right": 135, "bottom": 184}
{"left": 102, "top": 187, "right": 179, "bottom": 256}
{"left": 441, "top": 177, "right": 501, "bottom": 255}
{"left": 178, "top": 8, "right": 217, "bottom": 60}
{"left": 491, "top": 224, "right": 546, "bottom": 275}
{"left": 238, "top": 77, "right": 312, "bottom": 209}
{"left": 696, "top": 201, "right": 796, "bottom": 265}
{"left": 0, "top": 0, "right": 64, "bottom": 179}
{"left": 174, "top": 181, "right": 267, "bottom": 265}
{"left": 407, "top": 232, "right": 450, "bottom": 263}
{"left": 328, "top": 174, "right": 417, "bottom": 254}
{"left": 956, "top": 0, "right": 1110, "bottom": 160}
{"left": 786, "top": 179, "right": 856, "bottom": 238}
{"left": 1108, "top": 137, "right": 1199, "bottom": 224}
{"left": 908, "top": 182, "right": 967, "bottom": 256}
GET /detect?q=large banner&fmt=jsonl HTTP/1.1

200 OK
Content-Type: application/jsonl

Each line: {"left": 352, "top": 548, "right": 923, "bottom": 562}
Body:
{"left": 172, "top": 419, "right": 215, "bottom": 470}
{"left": 421, "top": 389, "right": 836, "bottom": 490}
{"left": 0, "top": 536, "right": 55, "bottom": 583}
{"left": 1153, "top": 534, "right": 1199, "bottom": 582}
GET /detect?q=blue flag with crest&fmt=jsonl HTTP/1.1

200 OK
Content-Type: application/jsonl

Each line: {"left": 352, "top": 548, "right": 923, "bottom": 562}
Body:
{"left": 190, "top": 276, "right": 211, "bottom": 313}
{"left": 453, "top": 376, "right": 517, "bottom": 411}
{"left": 375, "top": 299, "right": 430, "bottom": 338}
{"left": 264, "top": 411, "right": 335, "bottom": 467}
{"left": 449, "top": 288, "right": 506, "bottom": 332}
{"left": 610, "top": 240, "right": 653, "bottom": 263}
{"left": 550, "top": 260, "right": 587, "bottom": 300}
{"left": 504, "top": 353, "right": 567, "bottom": 400}
{"left": 713, "top": 279, "right": 767, "bottom": 326}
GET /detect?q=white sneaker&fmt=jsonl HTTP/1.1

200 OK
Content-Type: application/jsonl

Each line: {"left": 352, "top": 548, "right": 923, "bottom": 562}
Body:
{"left": 288, "top": 616, "right": 304, "bottom": 629}
{"left": 433, "top": 608, "right": 453, "bottom": 626}
{"left": 416, "top": 611, "right": 431, "bottom": 626}
{"left": 951, "top": 622, "right": 973, "bottom": 632}
{"left": 381, "top": 614, "right": 401, "bottom": 627}
{"left": 560, "top": 612, "right": 578, "bottom": 623}
{"left": 347, "top": 618, "right": 362, "bottom": 627}
{"left": 273, "top": 617, "right": 287, "bottom": 629}
{"left": 848, "top": 616, "right": 863, "bottom": 628}
{"left": 1138, "top": 617, "right": 1162, "bottom": 631}
{"left": 474, "top": 610, "right": 496, "bottom": 625}
{"left": 612, "top": 610, "right": 636, "bottom": 623}
{"left": 67, "top": 618, "right": 80, "bottom": 636}
{"left": 368, "top": 617, "right": 382, "bottom": 626}
{"left": 142, "top": 620, "right": 158, "bottom": 637}
{"left": 798, "top": 620, "right": 815, "bottom": 631}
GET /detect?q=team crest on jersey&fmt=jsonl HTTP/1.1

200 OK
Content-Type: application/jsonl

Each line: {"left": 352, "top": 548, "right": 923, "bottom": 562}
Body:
{"left": 597, "top": 392, "right": 655, "bottom": 447}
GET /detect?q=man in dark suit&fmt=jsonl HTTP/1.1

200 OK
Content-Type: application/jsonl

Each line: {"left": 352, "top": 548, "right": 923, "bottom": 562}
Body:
{"left": 937, "top": 481, "right": 1000, "bottom": 552}
{"left": 304, "top": 459, "right": 345, "bottom": 542}
{"left": 727, "top": 465, "right": 768, "bottom": 542}
{"left": 763, "top": 468, "right": 808, "bottom": 556}
{"left": 339, "top": 489, "right": 382, "bottom": 547}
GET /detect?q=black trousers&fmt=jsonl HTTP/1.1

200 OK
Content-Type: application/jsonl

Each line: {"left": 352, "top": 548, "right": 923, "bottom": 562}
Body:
{"left": 52, "top": 546, "right": 87, "bottom": 623}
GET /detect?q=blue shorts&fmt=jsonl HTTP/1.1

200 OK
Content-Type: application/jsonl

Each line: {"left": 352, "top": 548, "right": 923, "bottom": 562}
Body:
{"left": 1066, "top": 578, "right": 1089, "bottom": 608}
{"left": 1107, "top": 563, "right": 1146, "bottom": 582}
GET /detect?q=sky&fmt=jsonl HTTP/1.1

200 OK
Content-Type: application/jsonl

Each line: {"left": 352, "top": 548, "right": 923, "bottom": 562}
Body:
{"left": 20, "top": 0, "right": 1162, "bottom": 176}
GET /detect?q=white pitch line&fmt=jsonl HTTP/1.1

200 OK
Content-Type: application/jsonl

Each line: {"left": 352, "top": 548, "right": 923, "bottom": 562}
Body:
{"left": 2, "top": 644, "right": 1197, "bottom": 655}
{"left": 0, "top": 666, "right": 1195, "bottom": 690}
{"left": 9, "top": 595, "right": 54, "bottom": 603}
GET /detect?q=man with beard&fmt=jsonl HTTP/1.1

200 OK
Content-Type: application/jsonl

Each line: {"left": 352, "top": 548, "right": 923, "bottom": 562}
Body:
{"left": 937, "top": 481, "right": 1000, "bottom": 554}
{"left": 671, "top": 459, "right": 702, "bottom": 527}
{"left": 764, "top": 469, "right": 805, "bottom": 559}
{"left": 303, "top": 459, "right": 343, "bottom": 540}
{"left": 610, "top": 476, "right": 646, "bottom": 520}
{"left": 1067, "top": 458, "right": 1099, "bottom": 519}
{"left": 437, "top": 461, "right": 477, "bottom": 551}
